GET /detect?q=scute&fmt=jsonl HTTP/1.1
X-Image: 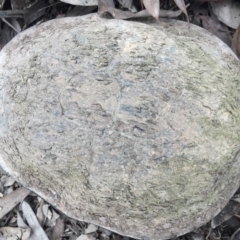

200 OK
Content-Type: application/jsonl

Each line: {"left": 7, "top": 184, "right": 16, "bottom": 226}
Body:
{"left": 0, "top": 14, "right": 240, "bottom": 239}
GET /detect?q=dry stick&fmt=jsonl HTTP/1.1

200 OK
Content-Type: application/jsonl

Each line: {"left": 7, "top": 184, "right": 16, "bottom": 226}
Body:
{"left": 1, "top": 18, "right": 20, "bottom": 33}
{"left": 0, "top": 10, "right": 24, "bottom": 18}
{"left": 206, "top": 227, "right": 212, "bottom": 239}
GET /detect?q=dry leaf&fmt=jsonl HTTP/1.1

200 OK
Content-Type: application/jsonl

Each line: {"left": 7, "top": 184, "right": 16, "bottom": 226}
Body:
{"left": 174, "top": 0, "right": 189, "bottom": 24}
{"left": 99, "top": 227, "right": 111, "bottom": 236}
{"left": 36, "top": 199, "right": 45, "bottom": 226}
{"left": 190, "top": 232, "right": 204, "bottom": 240}
{"left": 60, "top": 0, "right": 98, "bottom": 5}
{"left": 66, "top": 6, "right": 97, "bottom": 17}
{"left": 231, "top": 25, "right": 240, "bottom": 58}
{"left": 4, "top": 186, "right": 13, "bottom": 195}
{"left": 0, "top": 0, "right": 5, "bottom": 9}
{"left": 98, "top": 0, "right": 134, "bottom": 19}
{"left": 24, "top": 0, "right": 48, "bottom": 27}
{"left": 118, "top": 0, "right": 136, "bottom": 13}
{"left": 118, "top": 0, "right": 133, "bottom": 9}
{"left": 191, "top": 4, "right": 208, "bottom": 25}
{"left": 0, "top": 180, "right": 3, "bottom": 193}
{"left": 11, "top": 18, "right": 22, "bottom": 33}
{"left": 98, "top": 0, "right": 184, "bottom": 19}
{"left": 77, "top": 234, "right": 95, "bottom": 240}
{"left": 11, "top": 0, "right": 29, "bottom": 10}
{"left": 22, "top": 201, "right": 49, "bottom": 240}
{"left": 0, "top": 187, "right": 30, "bottom": 219}
{"left": 85, "top": 224, "right": 98, "bottom": 234}
{"left": 52, "top": 217, "right": 64, "bottom": 240}
{"left": 0, "top": 226, "right": 31, "bottom": 240}
{"left": 1, "top": 176, "right": 15, "bottom": 187}
{"left": 17, "top": 211, "right": 28, "bottom": 229}
{"left": 143, "top": 0, "right": 160, "bottom": 23}
{"left": 211, "top": 0, "right": 240, "bottom": 29}
{"left": 232, "top": 193, "right": 240, "bottom": 203}
{"left": 49, "top": 209, "right": 60, "bottom": 227}
{"left": 101, "top": 0, "right": 115, "bottom": 7}
{"left": 231, "top": 228, "right": 240, "bottom": 240}
{"left": 42, "top": 204, "right": 51, "bottom": 221}
{"left": 211, "top": 200, "right": 240, "bottom": 228}
{"left": 200, "top": 15, "right": 232, "bottom": 46}
{"left": 195, "top": 0, "right": 230, "bottom": 2}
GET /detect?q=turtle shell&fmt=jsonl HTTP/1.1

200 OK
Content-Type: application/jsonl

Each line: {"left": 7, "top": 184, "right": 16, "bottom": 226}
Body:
{"left": 0, "top": 13, "right": 240, "bottom": 240}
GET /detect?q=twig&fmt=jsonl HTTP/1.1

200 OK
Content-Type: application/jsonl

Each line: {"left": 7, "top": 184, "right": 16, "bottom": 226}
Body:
{"left": 0, "top": 10, "right": 24, "bottom": 18}
{"left": 1, "top": 18, "right": 20, "bottom": 33}
{"left": 206, "top": 227, "right": 212, "bottom": 239}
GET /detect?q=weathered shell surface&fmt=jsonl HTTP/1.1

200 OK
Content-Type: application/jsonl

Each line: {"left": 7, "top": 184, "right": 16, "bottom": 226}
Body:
{"left": 0, "top": 13, "right": 240, "bottom": 240}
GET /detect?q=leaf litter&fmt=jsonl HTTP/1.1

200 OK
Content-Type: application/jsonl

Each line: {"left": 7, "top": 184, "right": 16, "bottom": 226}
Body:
{"left": 232, "top": 25, "right": 240, "bottom": 58}
{"left": 142, "top": 0, "right": 160, "bottom": 23}
{"left": 0, "top": 0, "right": 240, "bottom": 240}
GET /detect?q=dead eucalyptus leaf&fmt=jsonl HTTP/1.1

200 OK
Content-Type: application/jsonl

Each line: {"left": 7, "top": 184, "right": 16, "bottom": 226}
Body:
{"left": 231, "top": 25, "right": 240, "bottom": 58}
{"left": 0, "top": 187, "right": 30, "bottom": 219}
{"left": 24, "top": 0, "right": 48, "bottom": 26}
{"left": 49, "top": 209, "right": 60, "bottom": 227}
{"left": 11, "top": 0, "right": 29, "bottom": 10}
{"left": 52, "top": 217, "right": 64, "bottom": 240}
{"left": 0, "top": 0, "right": 5, "bottom": 9}
{"left": 60, "top": 0, "right": 98, "bottom": 5}
{"left": 61, "top": 0, "right": 115, "bottom": 7}
{"left": 101, "top": 0, "right": 115, "bottom": 7}
{"left": 99, "top": 227, "right": 111, "bottom": 236}
{"left": 231, "top": 228, "right": 240, "bottom": 240}
{"left": 85, "top": 224, "right": 98, "bottom": 234}
{"left": 98, "top": 0, "right": 184, "bottom": 19}
{"left": 200, "top": 15, "right": 232, "bottom": 46}
{"left": 22, "top": 201, "right": 49, "bottom": 240}
{"left": 98, "top": 0, "right": 133, "bottom": 19}
{"left": 1, "top": 176, "right": 15, "bottom": 187}
{"left": 76, "top": 234, "right": 95, "bottom": 240}
{"left": 189, "top": 232, "right": 205, "bottom": 240}
{"left": 118, "top": 0, "right": 136, "bottom": 13}
{"left": 43, "top": 204, "right": 50, "bottom": 220}
{"left": 0, "top": 226, "right": 31, "bottom": 240}
{"left": 210, "top": 0, "right": 240, "bottom": 29}
{"left": 174, "top": 0, "right": 189, "bottom": 24}
{"left": 143, "top": 0, "right": 160, "bottom": 22}
{"left": 36, "top": 199, "right": 45, "bottom": 226}
{"left": 211, "top": 200, "right": 240, "bottom": 228}
{"left": 66, "top": 6, "right": 97, "bottom": 17}
{"left": 118, "top": 0, "right": 133, "bottom": 8}
{"left": 17, "top": 211, "right": 28, "bottom": 229}
{"left": 195, "top": 0, "right": 229, "bottom": 2}
{"left": 4, "top": 186, "right": 14, "bottom": 195}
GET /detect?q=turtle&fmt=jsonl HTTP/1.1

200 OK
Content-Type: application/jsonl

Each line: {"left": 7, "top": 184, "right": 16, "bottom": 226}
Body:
{"left": 0, "top": 13, "right": 240, "bottom": 240}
